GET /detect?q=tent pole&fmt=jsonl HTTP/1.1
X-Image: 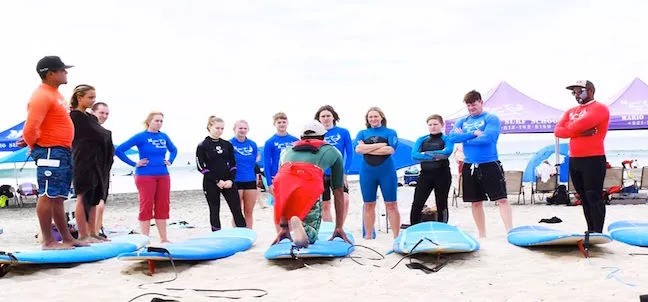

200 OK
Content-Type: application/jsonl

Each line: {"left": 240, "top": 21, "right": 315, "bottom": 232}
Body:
{"left": 554, "top": 137, "right": 560, "bottom": 180}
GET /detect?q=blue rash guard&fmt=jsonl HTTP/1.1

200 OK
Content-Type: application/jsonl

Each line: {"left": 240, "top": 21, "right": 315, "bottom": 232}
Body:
{"left": 323, "top": 126, "right": 353, "bottom": 175}
{"left": 263, "top": 133, "right": 298, "bottom": 186}
{"left": 115, "top": 130, "right": 178, "bottom": 176}
{"left": 411, "top": 133, "right": 454, "bottom": 171}
{"left": 448, "top": 112, "right": 501, "bottom": 164}
{"left": 230, "top": 137, "right": 258, "bottom": 183}
{"left": 354, "top": 126, "right": 398, "bottom": 202}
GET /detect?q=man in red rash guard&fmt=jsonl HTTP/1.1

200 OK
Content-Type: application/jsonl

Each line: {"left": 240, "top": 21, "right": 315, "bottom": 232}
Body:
{"left": 554, "top": 80, "right": 610, "bottom": 233}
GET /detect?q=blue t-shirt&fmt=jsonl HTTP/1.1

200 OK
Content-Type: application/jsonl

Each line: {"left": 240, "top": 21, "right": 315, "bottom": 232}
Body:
{"left": 448, "top": 112, "right": 501, "bottom": 164}
{"left": 354, "top": 126, "right": 398, "bottom": 167}
{"left": 115, "top": 130, "right": 178, "bottom": 176}
{"left": 323, "top": 126, "right": 353, "bottom": 175}
{"left": 263, "top": 133, "right": 298, "bottom": 186}
{"left": 230, "top": 137, "right": 258, "bottom": 182}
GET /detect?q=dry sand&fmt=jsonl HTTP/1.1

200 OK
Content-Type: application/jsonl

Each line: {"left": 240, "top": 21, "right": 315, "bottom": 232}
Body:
{"left": 0, "top": 184, "right": 647, "bottom": 302}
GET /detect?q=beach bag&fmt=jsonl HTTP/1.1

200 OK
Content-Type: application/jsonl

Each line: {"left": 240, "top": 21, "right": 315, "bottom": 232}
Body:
{"left": 547, "top": 185, "right": 570, "bottom": 205}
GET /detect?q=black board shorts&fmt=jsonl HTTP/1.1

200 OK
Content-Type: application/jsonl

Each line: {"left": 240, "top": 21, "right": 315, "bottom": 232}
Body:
{"left": 461, "top": 161, "right": 507, "bottom": 202}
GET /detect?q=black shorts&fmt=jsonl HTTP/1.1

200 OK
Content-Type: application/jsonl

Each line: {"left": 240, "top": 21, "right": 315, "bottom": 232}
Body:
{"left": 322, "top": 175, "right": 349, "bottom": 201}
{"left": 235, "top": 181, "right": 257, "bottom": 190}
{"left": 461, "top": 161, "right": 507, "bottom": 202}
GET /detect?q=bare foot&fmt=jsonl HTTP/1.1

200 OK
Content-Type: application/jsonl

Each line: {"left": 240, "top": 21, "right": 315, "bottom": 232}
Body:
{"left": 289, "top": 216, "right": 309, "bottom": 248}
{"left": 160, "top": 239, "right": 172, "bottom": 244}
{"left": 91, "top": 234, "right": 110, "bottom": 242}
{"left": 66, "top": 238, "right": 93, "bottom": 246}
{"left": 42, "top": 241, "right": 74, "bottom": 250}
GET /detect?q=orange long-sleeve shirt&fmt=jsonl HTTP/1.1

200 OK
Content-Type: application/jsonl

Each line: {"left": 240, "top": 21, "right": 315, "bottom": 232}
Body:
{"left": 554, "top": 100, "right": 609, "bottom": 158}
{"left": 23, "top": 84, "right": 74, "bottom": 149}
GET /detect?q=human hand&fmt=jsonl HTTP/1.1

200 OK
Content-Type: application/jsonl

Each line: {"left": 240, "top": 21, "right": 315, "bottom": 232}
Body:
{"left": 329, "top": 227, "right": 352, "bottom": 244}
{"left": 217, "top": 180, "right": 226, "bottom": 189}
{"left": 473, "top": 130, "right": 483, "bottom": 136}
{"left": 223, "top": 180, "right": 233, "bottom": 189}
{"left": 136, "top": 158, "right": 149, "bottom": 167}
{"left": 581, "top": 128, "right": 597, "bottom": 136}
{"left": 16, "top": 138, "right": 26, "bottom": 148}
{"left": 271, "top": 226, "right": 291, "bottom": 245}
{"left": 452, "top": 128, "right": 463, "bottom": 134}
{"left": 164, "top": 159, "right": 171, "bottom": 166}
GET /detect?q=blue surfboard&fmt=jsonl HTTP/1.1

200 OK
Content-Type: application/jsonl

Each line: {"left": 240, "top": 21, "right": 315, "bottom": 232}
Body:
{"left": 118, "top": 227, "right": 256, "bottom": 261}
{"left": 608, "top": 220, "right": 648, "bottom": 247}
{"left": 0, "top": 234, "right": 149, "bottom": 264}
{"left": 265, "top": 222, "right": 354, "bottom": 259}
{"left": 507, "top": 225, "right": 612, "bottom": 247}
{"left": 393, "top": 222, "right": 479, "bottom": 254}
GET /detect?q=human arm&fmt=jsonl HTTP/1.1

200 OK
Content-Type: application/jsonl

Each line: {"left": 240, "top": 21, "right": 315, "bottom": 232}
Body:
{"left": 271, "top": 216, "right": 291, "bottom": 245}
{"left": 411, "top": 136, "right": 434, "bottom": 161}
{"left": 464, "top": 115, "right": 501, "bottom": 145}
{"left": 343, "top": 129, "right": 354, "bottom": 172}
{"left": 355, "top": 142, "right": 388, "bottom": 154}
{"left": 426, "top": 135, "right": 455, "bottom": 159}
{"left": 165, "top": 134, "right": 178, "bottom": 165}
{"left": 114, "top": 134, "right": 141, "bottom": 167}
{"left": 566, "top": 104, "right": 609, "bottom": 135}
{"left": 263, "top": 140, "right": 274, "bottom": 186}
{"left": 23, "top": 97, "right": 50, "bottom": 148}
{"left": 554, "top": 111, "right": 574, "bottom": 138}
{"left": 329, "top": 187, "right": 351, "bottom": 243}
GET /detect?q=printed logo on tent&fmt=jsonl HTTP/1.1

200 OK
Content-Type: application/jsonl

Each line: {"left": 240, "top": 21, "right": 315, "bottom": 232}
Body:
{"left": 485, "top": 104, "right": 524, "bottom": 117}
{"left": 3, "top": 129, "right": 23, "bottom": 139}
{"left": 619, "top": 99, "right": 648, "bottom": 111}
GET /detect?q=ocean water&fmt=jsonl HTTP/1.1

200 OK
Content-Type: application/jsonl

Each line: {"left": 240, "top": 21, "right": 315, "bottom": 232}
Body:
{"left": 1, "top": 149, "right": 647, "bottom": 194}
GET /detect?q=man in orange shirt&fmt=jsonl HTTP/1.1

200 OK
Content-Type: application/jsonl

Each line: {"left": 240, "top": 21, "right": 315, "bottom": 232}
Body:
{"left": 23, "top": 56, "right": 86, "bottom": 249}
{"left": 554, "top": 80, "right": 610, "bottom": 234}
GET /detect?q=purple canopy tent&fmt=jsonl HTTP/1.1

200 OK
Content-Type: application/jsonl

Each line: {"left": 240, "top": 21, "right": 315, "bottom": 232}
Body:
{"left": 445, "top": 81, "right": 564, "bottom": 134}
{"left": 607, "top": 77, "right": 648, "bottom": 130}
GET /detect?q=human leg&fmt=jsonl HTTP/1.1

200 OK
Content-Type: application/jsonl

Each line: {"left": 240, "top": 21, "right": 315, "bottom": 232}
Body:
{"left": 410, "top": 172, "right": 435, "bottom": 225}
{"left": 580, "top": 156, "right": 607, "bottom": 233}
{"left": 223, "top": 187, "right": 246, "bottom": 227}
{"left": 433, "top": 167, "right": 452, "bottom": 223}
{"left": 153, "top": 175, "right": 171, "bottom": 242}
{"left": 135, "top": 175, "right": 155, "bottom": 236}
{"left": 203, "top": 178, "right": 223, "bottom": 231}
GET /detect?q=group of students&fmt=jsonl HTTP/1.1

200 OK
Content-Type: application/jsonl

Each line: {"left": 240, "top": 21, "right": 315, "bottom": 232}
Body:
{"left": 23, "top": 55, "right": 610, "bottom": 250}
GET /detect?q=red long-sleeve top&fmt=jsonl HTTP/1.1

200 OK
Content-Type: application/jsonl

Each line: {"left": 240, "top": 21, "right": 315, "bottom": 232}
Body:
{"left": 554, "top": 100, "right": 609, "bottom": 157}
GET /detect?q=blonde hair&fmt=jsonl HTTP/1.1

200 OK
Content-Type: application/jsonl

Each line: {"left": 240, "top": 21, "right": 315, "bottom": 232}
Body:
{"left": 272, "top": 112, "right": 287, "bottom": 123}
{"left": 144, "top": 111, "right": 164, "bottom": 129}
{"left": 233, "top": 119, "right": 249, "bottom": 131}
{"left": 206, "top": 116, "right": 224, "bottom": 131}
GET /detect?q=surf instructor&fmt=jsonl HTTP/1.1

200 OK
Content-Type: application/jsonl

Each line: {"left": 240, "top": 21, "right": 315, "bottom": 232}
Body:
{"left": 554, "top": 80, "right": 609, "bottom": 233}
{"left": 271, "top": 121, "right": 350, "bottom": 247}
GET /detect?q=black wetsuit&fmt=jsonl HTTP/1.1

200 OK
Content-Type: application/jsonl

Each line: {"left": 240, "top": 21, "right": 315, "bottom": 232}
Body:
{"left": 196, "top": 136, "right": 246, "bottom": 230}
{"left": 410, "top": 133, "right": 452, "bottom": 224}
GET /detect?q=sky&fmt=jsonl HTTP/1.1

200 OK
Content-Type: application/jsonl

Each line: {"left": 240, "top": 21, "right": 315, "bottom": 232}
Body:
{"left": 1, "top": 0, "right": 647, "bottom": 152}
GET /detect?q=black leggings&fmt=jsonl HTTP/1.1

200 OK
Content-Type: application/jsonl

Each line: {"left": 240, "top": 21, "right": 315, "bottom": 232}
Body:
{"left": 570, "top": 156, "right": 606, "bottom": 233}
{"left": 410, "top": 167, "right": 452, "bottom": 224}
{"left": 203, "top": 179, "right": 246, "bottom": 230}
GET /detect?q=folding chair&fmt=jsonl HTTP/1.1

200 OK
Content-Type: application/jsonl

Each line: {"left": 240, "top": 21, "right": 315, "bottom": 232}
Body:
{"left": 639, "top": 166, "right": 648, "bottom": 191}
{"left": 451, "top": 175, "right": 463, "bottom": 207}
{"left": 532, "top": 174, "right": 558, "bottom": 204}
{"left": 504, "top": 170, "right": 525, "bottom": 204}
{"left": 603, "top": 167, "right": 624, "bottom": 190}
{"left": 17, "top": 182, "right": 38, "bottom": 207}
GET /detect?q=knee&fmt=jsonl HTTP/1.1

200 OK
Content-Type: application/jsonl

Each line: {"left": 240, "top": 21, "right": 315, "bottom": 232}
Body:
{"left": 471, "top": 201, "right": 483, "bottom": 208}
{"left": 364, "top": 202, "right": 376, "bottom": 210}
{"left": 385, "top": 202, "right": 399, "bottom": 210}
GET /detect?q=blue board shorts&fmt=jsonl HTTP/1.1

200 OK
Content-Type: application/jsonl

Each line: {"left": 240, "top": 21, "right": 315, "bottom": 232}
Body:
{"left": 31, "top": 146, "right": 73, "bottom": 199}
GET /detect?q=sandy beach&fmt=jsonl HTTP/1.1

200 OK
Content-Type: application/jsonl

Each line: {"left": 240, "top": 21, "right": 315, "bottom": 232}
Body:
{"left": 1, "top": 183, "right": 647, "bottom": 302}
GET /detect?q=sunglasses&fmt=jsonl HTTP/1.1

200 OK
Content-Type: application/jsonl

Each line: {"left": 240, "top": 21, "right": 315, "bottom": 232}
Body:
{"left": 571, "top": 88, "right": 587, "bottom": 95}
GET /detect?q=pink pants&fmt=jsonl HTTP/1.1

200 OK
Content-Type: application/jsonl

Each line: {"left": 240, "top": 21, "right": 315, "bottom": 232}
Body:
{"left": 134, "top": 175, "right": 171, "bottom": 220}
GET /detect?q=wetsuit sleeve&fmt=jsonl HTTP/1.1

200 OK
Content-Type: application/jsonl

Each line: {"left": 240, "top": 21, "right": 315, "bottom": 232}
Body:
{"left": 343, "top": 129, "right": 353, "bottom": 172}
{"left": 227, "top": 142, "right": 237, "bottom": 180}
{"left": 464, "top": 115, "right": 500, "bottom": 145}
{"left": 165, "top": 134, "right": 178, "bottom": 164}
{"left": 263, "top": 139, "right": 274, "bottom": 186}
{"left": 446, "top": 119, "right": 476, "bottom": 143}
{"left": 329, "top": 149, "right": 345, "bottom": 189}
{"left": 23, "top": 97, "right": 51, "bottom": 148}
{"left": 195, "top": 142, "right": 218, "bottom": 182}
{"left": 566, "top": 104, "right": 609, "bottom": 134}
{"left": 389, "top": 129, "right": 398, "bottom": 149}
{"left": 554, "top": 110, "right": 574, "bottom": 138}
{"left": 115, "top": 133, "right": 141, "bottom": 167}
{"left": 411, "top": 136, "right": 433, "bottom": 161}
{"left": 427, "top": 135, "right": 455, "bottom": 156}
{"left": 353, "top": 130, "right": 365, "bottom": 151}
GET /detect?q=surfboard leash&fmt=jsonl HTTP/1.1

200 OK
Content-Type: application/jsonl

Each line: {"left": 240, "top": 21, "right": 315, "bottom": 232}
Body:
{"left": 390, "top": 238, "right": 448, "bottom": 273}
{"left": 0, "top": 251, "right": 18, "bottom": 278}
{"left": 342, "top": 244, "right": 385, "bottom": 267}
{"left": 129, "top": 247, "right": 268, "bottom": 301}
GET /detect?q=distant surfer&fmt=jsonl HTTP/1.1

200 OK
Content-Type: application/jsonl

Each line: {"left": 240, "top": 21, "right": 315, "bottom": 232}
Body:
{"left": 271, "top": 121, "right": 350, "bottom": 248}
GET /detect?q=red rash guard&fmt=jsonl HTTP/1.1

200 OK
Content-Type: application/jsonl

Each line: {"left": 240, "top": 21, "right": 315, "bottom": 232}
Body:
{"left": 554, "top": 100, "right": 609, "bottom": 158}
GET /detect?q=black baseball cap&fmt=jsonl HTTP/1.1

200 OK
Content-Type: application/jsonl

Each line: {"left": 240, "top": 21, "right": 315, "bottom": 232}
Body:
{"left": 36, "top": 56, "right": 74, "bottom": 75}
